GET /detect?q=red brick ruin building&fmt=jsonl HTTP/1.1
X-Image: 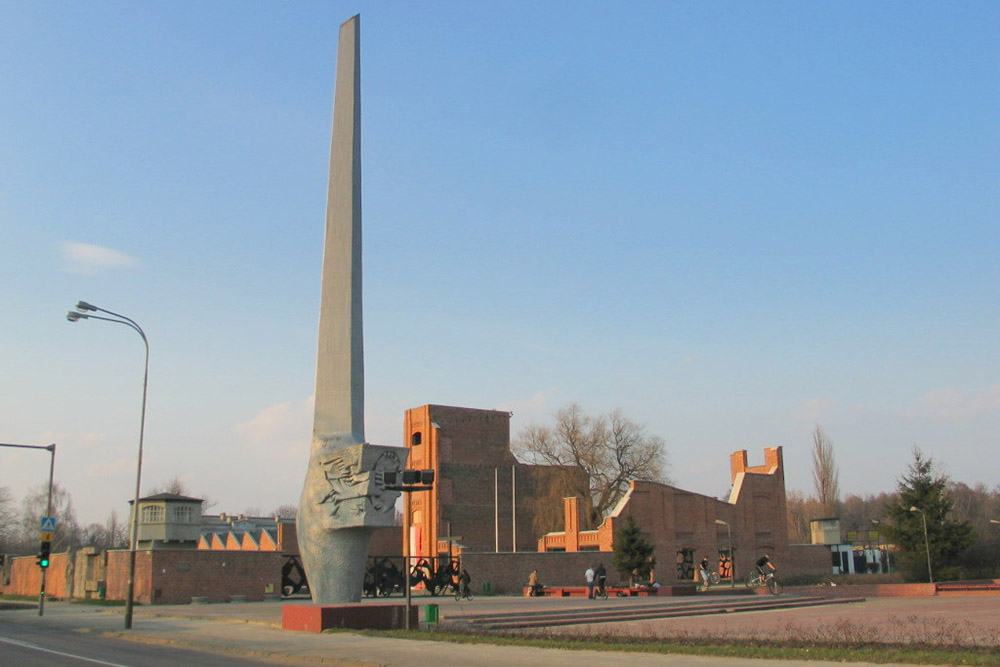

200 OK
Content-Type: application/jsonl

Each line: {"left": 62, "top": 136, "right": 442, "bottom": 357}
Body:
{"left": 403, "top": 404, "right": 827, "bottom": 590}
{"left": 2, "top": 403, "right": 827, "bottom": 602}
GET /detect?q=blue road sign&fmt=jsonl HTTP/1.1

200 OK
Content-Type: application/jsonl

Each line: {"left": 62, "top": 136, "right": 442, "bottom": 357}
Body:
{"left": 40, "top": 516, "right": 56, "bottom": 532}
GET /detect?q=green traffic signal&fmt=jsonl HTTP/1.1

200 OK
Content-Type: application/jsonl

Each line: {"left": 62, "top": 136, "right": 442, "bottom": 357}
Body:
{"left": 38, "top": 541, "right": 51, "bottom": 569}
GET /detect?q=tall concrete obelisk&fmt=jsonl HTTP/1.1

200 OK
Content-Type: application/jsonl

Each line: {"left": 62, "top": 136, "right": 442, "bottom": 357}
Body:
{"left": 297, "top": 14, "right": 405, "bottom": 604}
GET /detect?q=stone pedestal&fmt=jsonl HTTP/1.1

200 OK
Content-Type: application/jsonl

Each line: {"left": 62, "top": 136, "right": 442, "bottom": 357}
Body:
{"left": 282, "top": 603, "right": 415, "bottom": 632}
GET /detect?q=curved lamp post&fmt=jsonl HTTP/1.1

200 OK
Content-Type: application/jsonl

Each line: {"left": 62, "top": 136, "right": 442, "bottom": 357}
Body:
{"left": 714, "top": 519, "right": 734, "bottom": 588}
{"left": 67, "top": 301, "right": 148, "bottom": 629}
{"left": 909, "top": 506, "right": 933, "bottom": 584}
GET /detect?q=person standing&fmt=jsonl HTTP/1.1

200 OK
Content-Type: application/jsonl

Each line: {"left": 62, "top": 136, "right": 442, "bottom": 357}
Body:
{"left": 458, "top": 568, "right": 472, "bottom": 597}
{"left": 699, "top": 557, "right": 711, "bottom": 591}
{"left": 584, "top": 565, "right": 596, "bottom": 599}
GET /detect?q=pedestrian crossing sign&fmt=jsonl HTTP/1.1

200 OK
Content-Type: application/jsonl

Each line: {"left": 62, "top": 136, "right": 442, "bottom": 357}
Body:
{"left": 40, "top": 516, "right": 56, "bottom": 532}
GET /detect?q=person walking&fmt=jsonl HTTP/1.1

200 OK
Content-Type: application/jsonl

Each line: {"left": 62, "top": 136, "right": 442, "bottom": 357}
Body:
{"left": 458, "top": 568, "right": 472, "bottom": 598}
{"left": 584, "top": 565, "right": 596, "bottom": 599}
{"left": 595, "top": 563, "right": 607, "bottom": 598}
{"left": 528, "top": 569, "right": 542, "bottom": 597}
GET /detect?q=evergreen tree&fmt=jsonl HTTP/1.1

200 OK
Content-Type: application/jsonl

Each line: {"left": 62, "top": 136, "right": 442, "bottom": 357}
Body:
{"left": 883, "top": 448, "right": 974, "bottom": 582}
{"left": 612, "top": 514, "right": 655, "bottom": 584}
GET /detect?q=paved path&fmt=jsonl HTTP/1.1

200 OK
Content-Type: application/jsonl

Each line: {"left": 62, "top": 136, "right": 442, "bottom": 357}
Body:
{"left": 3, "top": 593, "right": 998, "bottom": 665}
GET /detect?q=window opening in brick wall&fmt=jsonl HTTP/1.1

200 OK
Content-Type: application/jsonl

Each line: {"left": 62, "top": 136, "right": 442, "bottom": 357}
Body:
{"left": 717, "top": 549, "right": 732, "bottom": 580}
{"left": 676, "top": 548, "right": 694, "bottom": 580}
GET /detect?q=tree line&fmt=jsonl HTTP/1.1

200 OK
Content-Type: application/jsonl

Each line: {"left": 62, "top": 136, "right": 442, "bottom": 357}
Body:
{"left": 790, "top": 425, "right": 994, "bottom": 581}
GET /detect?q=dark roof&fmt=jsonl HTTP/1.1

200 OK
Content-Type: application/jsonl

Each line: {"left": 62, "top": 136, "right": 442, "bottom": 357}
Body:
{"left": 131, "top": 493, "right": 204, "bottom": 503}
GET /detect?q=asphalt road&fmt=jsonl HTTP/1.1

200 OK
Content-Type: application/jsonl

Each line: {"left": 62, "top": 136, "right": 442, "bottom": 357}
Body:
{"left": 0, "top": 621, "right": 279, "bottom": 667}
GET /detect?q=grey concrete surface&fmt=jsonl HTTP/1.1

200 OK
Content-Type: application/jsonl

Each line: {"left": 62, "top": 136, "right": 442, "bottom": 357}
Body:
{"left": 5, "top": 593, "right": 996, "bottom": 665}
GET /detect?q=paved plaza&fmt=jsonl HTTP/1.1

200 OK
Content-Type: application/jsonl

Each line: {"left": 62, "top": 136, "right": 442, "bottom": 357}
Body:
{"left": 3, "top": 591, "right": 1000, "bottom": 665}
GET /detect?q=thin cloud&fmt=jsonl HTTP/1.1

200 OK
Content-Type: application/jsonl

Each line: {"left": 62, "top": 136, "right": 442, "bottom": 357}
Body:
{"left": 791, "top": 397, "right": 836, "bottom": 424}
{"left": 235, "top": 397, "right": 313, "bottom": 450}
{"left": 498, "top": 389, "right": 560, "bottom": 427}
{"left": 59, "top": 242, "right": 138, "bottom": 275}
{"left": 913, "top": 384, "right": 1000, "bottom": 420}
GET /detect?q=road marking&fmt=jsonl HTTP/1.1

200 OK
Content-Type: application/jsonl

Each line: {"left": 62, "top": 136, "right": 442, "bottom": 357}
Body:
{"left": 0, "top": 636, "right": 132, "bottom": 666}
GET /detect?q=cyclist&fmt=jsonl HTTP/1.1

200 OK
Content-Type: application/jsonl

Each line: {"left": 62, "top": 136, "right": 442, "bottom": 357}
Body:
{"left": 755, "top": 554, "right": 776, "bottom": 578}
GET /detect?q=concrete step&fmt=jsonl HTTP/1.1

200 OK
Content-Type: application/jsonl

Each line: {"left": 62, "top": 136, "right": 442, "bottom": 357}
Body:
{"left": 937, "top": 583, "right": 1000, "bottom": 595}
{"left": 449, "top": 596, "right": 866, "bottom": 630}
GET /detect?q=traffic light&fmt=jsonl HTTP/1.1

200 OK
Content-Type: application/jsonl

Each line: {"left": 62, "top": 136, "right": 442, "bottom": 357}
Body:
{"left": 383, "top": 469, "right": 434, "bottom": 491}
{"left": 37, "top": 541, "right": 50, "bottom": 569}
{"left": 402, "top": 469, "right": 434, "bottom": 485}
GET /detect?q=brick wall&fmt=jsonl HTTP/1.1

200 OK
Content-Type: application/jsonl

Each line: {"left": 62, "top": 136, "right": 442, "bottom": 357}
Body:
{"left": 98, "top": 550, "right": 285, "bottom": 605}
{"left": 782, "top": 544, "right": 832, "bottom": 578}
{"left": 461, "top": 551, "right": 623, "bottom": 595}
{"left": 1, "top": 552, "right": 71, "bottom": 598}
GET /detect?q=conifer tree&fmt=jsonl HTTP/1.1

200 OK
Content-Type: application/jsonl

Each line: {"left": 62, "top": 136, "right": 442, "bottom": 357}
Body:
{"left": 612, "top": 514, "right": 655, "bottom": 584}
{"left": 883, "top": 448, "right": 974, "bottom": 582}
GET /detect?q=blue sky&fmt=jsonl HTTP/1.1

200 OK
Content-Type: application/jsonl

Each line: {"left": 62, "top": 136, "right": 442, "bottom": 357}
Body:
{"left": 2, "top": 2, "right": 997, "bottom": 526}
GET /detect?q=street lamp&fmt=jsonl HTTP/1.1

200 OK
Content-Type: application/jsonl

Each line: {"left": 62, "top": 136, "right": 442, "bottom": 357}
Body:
{"left": 67, "top": 301, "right": 149, "bottom": 630}
{"left": 909, "top": 506, "right": 933, "bottom": 584}
{"left": 714, "top": 519, "right": 734, "bottom": 588}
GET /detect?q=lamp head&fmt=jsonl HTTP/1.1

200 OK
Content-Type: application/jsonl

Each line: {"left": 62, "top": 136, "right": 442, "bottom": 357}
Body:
{"left": 66, "top": 311, "right": 88, "bottom": 322}
{"left": 909, "top": 506, "right": 920, "bottom": 513}
{"left": 76, "top": 301, "right": 97, "bottom": 312}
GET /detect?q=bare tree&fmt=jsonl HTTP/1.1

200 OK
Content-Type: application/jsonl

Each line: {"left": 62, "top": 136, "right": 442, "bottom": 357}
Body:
{"left": 147, "top": 476, "right": 189, "bottom": 496}
{"left": 17, "top": 482, "right": 81, "bottom": 552}
{"left": 146, "top": 476, "right": 216, "bottom": 510}
{"left": 104, "top": 509, "right": 129, "bottom": 549}
{"left": 513, "top": 403, "right": 668, "bottom": 527}
{"left": 0, "top": 486, "right": 17, "bottom": 552}
{"left": 812, "top": 425, "right": 840, "bottom": 514}
{"left": 271, "top": 505, "right": 298, "bottom": 519}
{"left": 80, "top": 510, "right": 130, "bottom": 551}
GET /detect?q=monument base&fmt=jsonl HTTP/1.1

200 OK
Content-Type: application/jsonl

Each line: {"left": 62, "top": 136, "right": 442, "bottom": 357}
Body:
{"left": 282, "top": 603, "right": 416, "bottom": 632}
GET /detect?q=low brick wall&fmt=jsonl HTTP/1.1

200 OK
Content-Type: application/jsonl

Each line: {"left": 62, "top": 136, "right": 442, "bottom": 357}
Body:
{"left": 460, "top": 551, "right": 646, "bottom": 596}
{"left": 0, "top": 553, "right": 72, "bottom": 598}
{"left": 132, "top": 550, "right": 286, "bottom": 604}
{"left": 791, "top": 583, "right": 938, "bottom": 598}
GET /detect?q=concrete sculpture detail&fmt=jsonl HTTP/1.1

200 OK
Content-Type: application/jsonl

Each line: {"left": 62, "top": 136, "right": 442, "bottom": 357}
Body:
{"left": 297, "top": 15, "right": 406, "bottom": 604}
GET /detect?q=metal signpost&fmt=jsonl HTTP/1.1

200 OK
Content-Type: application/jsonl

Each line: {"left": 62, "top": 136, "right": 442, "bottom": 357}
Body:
{"left": 0, "top": 442, "right": 56, "bottom": 615}
{"left": 384, "top": 469, "right": 435, "bottom": 630}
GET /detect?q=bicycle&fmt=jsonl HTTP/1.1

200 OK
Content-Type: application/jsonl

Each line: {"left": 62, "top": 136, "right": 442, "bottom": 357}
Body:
{"left": 745, "top": 570, "right": 781, "bottom": 595}
{"left": 699, "top": 570, "right": 721, "bottom": 589}
{"left": 454, "top": 581, "right": 474, "bottom": 601}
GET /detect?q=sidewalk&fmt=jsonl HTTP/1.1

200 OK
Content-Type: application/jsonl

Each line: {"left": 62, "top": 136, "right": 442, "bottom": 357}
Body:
{"left": 1, "top": 594, "right": 981, "bottom": 666}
